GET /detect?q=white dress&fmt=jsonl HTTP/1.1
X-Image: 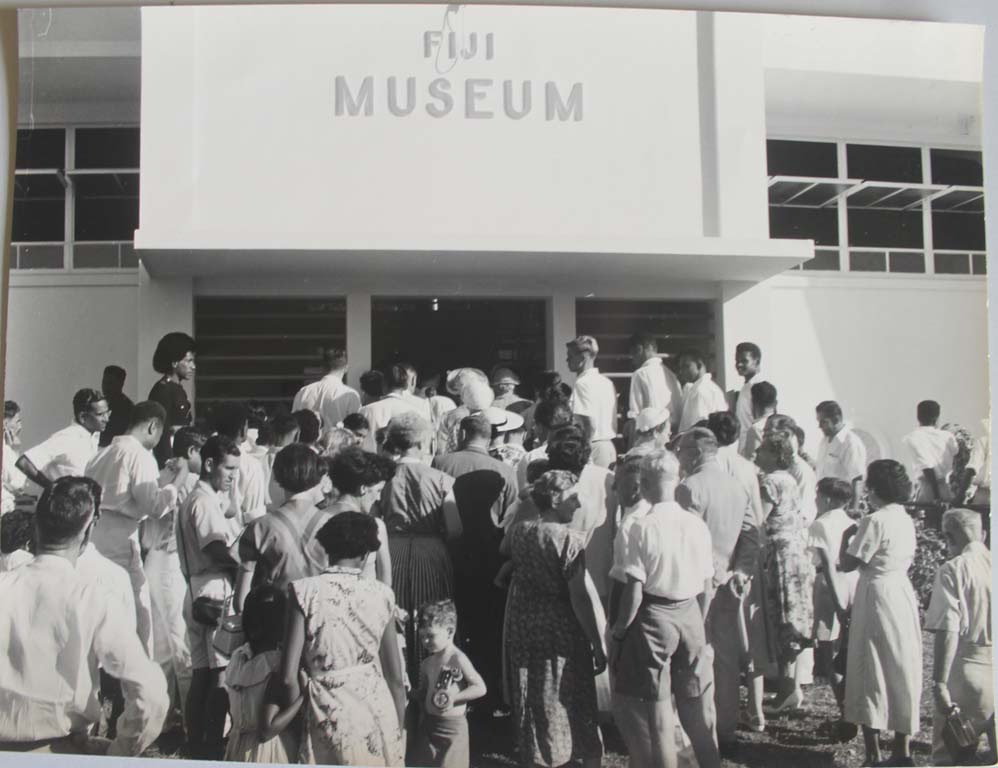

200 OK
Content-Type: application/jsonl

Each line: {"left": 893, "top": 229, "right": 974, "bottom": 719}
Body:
{"left": 844, "top": 504, "right": 922, "bottom": 733}
{"left": 222, "top": 645, "right": 297, "bottom": 763}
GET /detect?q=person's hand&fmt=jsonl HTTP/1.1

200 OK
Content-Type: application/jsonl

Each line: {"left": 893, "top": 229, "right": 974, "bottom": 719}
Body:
{"left": 592, "top": 643, "right": 607, "bottom": 675}
{"left": 728, "top": 572, "right": 750, "bottom": 598}
{"left": 297, "top": 668, "right": 310, "bottom": 697}
{"left": 933, "top": 682, "right": 954, "bottom": 714}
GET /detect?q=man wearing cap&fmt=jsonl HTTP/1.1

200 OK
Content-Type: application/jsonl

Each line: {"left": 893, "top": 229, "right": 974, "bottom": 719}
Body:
{"left": 433, "top": 411, "right": 520, "bottom": 713}
{"left": 627, "top": 333, "right": 683, "bottom": 441}
{"left": 566, "top": 335, "right": 619, "bottom": 469}
{"left": 491, "top": 367, "right": 530, "bottom": 411}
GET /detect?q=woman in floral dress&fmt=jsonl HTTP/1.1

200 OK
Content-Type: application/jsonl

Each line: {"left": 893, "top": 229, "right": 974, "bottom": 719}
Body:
{"left": 755, "top": 432, "right": 815, "bottom": 712}
{"left": 502, "top": 470, "right": 606, "bottom": 768}
{"left": 270, "top": 512, "right": 406, "bottom": 766}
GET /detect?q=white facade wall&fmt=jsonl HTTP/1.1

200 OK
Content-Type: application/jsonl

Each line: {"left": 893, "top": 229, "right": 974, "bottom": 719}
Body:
{"left": 4, "top": 276, "right": 140, "bottom": 449}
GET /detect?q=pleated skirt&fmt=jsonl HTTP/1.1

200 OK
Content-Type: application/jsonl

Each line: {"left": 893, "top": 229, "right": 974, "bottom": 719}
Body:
{"left": 388, "top": 532, "right": 455, "bottom": 683}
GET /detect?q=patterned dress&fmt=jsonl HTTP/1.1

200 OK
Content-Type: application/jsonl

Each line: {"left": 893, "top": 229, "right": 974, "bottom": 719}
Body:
{"left": 759, "top": 470, "right": 815, "bottom": 664}
{"left": 506, "top": 519, "right": 602, "bottom": 768}
{"left": 291, "top": 567, "right": 404, "bottom": 767}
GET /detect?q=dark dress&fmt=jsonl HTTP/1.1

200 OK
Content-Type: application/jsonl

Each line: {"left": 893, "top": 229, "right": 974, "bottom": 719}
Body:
{"left": 148, "top": 378, "right": 192, "bottom": 467}
{"left": 379, "top": 458, "right": 456, "bottom": 684}
{"left": 506, "top": 519, "right": 602, "bottom": 767}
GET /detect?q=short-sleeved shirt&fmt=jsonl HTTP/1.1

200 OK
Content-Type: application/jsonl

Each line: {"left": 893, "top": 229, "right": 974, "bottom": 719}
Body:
{"left": 177, "top": 480, "right": 242, "bottom": 600}
{"left": 902, "top": 426, "right": 958, "bottom": 481}
{"left": 380, "top": 459, "right": 455, "bottom": 534}
{"left": 623, "top": 501, "right": 713, "bottom": 600}
{"left": 678, "top": 374, "right": 728, "bottom": 433}
{"left": 846, "top": 503, "right": 916, "bottom": 578}
{"left": 735, "top": 373, "right": 767, "bottom": 454}
{"left": 570, "top": 367, "right": 618, "bottom": 443}
{"left": 292, "top": 374, "right": 362, "bottom": 431}
{"left": 148, "top": 379, "right": 192, "bottom": 468}
{"left": 816, "top": 426, "right": 867, "bottom": 483}
{"left": 229, "top": 452, "right": 267, "bottom": 526}
{"left": 609, "top": 499, "right": 651, "bottom": 583}
{"left": 359, "top": 394, "right": 423, "bottom": 452}
{"left": 241, "top": 499, "right": 331, "bottom": 590}
{"left": 23, "top": 423, "right": 100, "bottom": 481}
{"left": 629, "top": 357, "right": 683, "bottom": 421}
{"left": 924, "top": 540, "right": 991, "bottom": 646}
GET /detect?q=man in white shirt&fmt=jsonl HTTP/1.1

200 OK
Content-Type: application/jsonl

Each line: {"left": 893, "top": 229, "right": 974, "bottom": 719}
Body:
{"left": 0, "top": 476, "right": 168, "bottom": 756}
{"left": 609, "top": 449, "right": 718, "bottom": 768}
{"left": 734, "top": 342, "right": 768, "bottom": 455}
{"left": 3, "top": 400, "right": 28, "bottom": 514}
{"left": 291, "top": 347, "right": 361, "bottom": 433}
{"left": 566, "top": 335, "right": 619, "bottom": 469}
{"left": 212, "top": 401, "right": 267, "bottom": 525}
{"left": 400, "top": 361, "right": 433, "bottom": 422}
{"left": 86, "top": 401, "right": 189, "bottom": 655}
{"left": 627, "top": 333, "right": 683, "bottom": 442}
{"left": 815, "top": 401, "right": 867, "bottom": 500}
{"left": 902, "top": 400, "right": 959, "bottom": 502}
{"left": 176, "top": 435, "right": 243, "bottom": 760}
{"left": 607, "top": 454, "right": 651, "bottom": 626}
{"left": 17, "top": 388, "right": 110, "bottom": 489}
{"left": 359, "top": 364, "right": 425, "bottom": 452}
{"left": 708, "top": 411, "right": 764, "bottom": 527}
{"left": 677, "top": 350, "right": 728, "bottom": 433}
{"left": 925, "top": 508, "right": 994, "bottom": 765}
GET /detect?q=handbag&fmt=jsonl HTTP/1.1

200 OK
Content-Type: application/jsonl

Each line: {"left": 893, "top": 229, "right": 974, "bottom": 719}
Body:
{"left": 191, "top": 595, "right": 226, "bottom": 627}
{"left": 212, "top": 605, "right": 246, "bottom": 659}
{"left": 942, "top": 704, "right": 979, "bottom": 762}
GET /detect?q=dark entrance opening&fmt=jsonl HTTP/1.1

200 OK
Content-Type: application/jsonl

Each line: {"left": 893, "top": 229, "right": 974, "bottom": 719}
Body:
{"left": 371, "top": 298, "right": 547, "bottom": 393}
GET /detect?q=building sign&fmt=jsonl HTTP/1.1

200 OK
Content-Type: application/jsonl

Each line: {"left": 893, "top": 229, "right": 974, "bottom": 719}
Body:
{"left": 333, "top": 19, "right": 583, "bottom": 121}
{"left": 139, "top": 5, "right": 704, "bottom": 250}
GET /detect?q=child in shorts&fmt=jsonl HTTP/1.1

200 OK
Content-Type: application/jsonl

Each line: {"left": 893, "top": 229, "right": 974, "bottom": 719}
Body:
{"left": 410, "top": 600, "right": 486, "bottom": 768}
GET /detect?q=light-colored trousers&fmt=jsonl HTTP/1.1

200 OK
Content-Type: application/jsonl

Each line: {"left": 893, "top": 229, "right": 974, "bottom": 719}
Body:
{"left": 93, "top": 533, "right": 153, "bottom": 656}
{"left": 146, "top": 548, "right": 193, "bottom": 716}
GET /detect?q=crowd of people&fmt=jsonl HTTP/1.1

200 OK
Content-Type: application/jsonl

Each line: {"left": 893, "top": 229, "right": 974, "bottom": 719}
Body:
{"left": 0, "top": 331, "right": 993, "bottom": 768}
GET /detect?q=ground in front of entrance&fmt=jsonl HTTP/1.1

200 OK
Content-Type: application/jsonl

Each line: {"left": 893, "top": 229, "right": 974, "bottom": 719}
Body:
{"left": 143, "top": 632, "right": 993, "bottom": 766}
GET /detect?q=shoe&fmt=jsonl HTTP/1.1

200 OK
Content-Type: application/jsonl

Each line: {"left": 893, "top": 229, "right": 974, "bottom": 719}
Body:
{"left": 834, "top": 719, "right": 859, "bottom": 742}
{"left": 763, "top": 687, "right": 804, "bottom": 715}
{"left": 739, "top": 715, "right": 766, "bottom": 733}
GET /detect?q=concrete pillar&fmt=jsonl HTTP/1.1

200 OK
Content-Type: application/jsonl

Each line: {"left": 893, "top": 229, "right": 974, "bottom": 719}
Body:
{"left": 345, "top": 292, "right": 372, "bottom": 391}
{"left": 137, "top": 264, "right": 194, "bottom": 406}
{"left": 547, "top": 294, "right": 576, "bottom": 382}
{"left": 0, "top": 11, "right": 16, "bottom": 404}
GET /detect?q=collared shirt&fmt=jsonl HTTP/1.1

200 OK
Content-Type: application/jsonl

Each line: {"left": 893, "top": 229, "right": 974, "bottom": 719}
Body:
{"left": 85, "top": 435, "right": 179, "bottom": 562}
{"left": 229, "top": 451, "right": 267, "bottom": 526}
{"left": 816, "top": 426, "right": 867, "bottom": 483}
{"left": 0, "top": 554, "right": 168, "bottom": 755}
{"left": 401, "top": 391, "right": 432, "bottom": 422}
{"left": 609, "top": 499, "right": 651, "bottom": 583}
{"left": 735, "top": 372, "right": 767, "bottom": 453}
{"left": 2, "top": 440, "right": 27, "bottom": 514}
{"left": 678, "top": 373, "right": 728, "bottom": 433}
{"left": 676, "top": 457, "right": 759, "bottom": 586}
{"left": 716, "top": 443, "right": 764, "bottom": 527}
{"left": 570, "top": 367, "right": 618, "bottom": 442}
{"left": 740, "top": 416, "right": 768, "bottom": 461}
{"left": 492, "top": 392, "right": 529, "bottom": 411}
{"left": 925, "top": 541, "right": 992, "bottom": 646}
{"left": 292, "top": 373, "right": 362, "bottom": 432}
{"left": 968, "top": 418, "right": 991, "bottom": 489}
{"left": 359, "top": 393, "right": 423, "bottom": 452}
{"left": 142, "top": 472, "right": 199, "bottom": 553}
{"left": 628, "top": 357, "right": 683, "bottom": 422}
{"left": 623, "top": 501, "right": 714, "bottom": 600}
{"left": 902, "top": 425, "right": 958, "bottom": 481}
{"left": 176, "top": 480, "right": 242, "bottom": 600}
{"left": 23, "top": 423, "right": 100, "bottom": 482}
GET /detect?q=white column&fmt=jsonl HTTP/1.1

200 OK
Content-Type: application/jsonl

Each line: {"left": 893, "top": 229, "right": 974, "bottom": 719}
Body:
{"left": 547, "top": 294, "right": 575, "bottom": 382}
{"left": 137, "top": 264, "right": 194, "bottom": 404}
{"left": 345, "top": 292, "right": 372, "bottom": 391}
{"left": 0, "top": 10, "right": 16, "bottom": 403}
{"left": 718, "top": 280, "right": 774, "bottom": 392}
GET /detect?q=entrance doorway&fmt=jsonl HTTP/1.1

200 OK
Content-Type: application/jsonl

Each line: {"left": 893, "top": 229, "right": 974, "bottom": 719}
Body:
{"left": 371, "top": 298, "right": 547, "bottom": 393}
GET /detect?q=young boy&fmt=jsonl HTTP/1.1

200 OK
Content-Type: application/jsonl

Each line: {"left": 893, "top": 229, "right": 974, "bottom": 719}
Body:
{"left": 411, "top": 600, "right": 487, "bottom": 768}
{"left": 807, "top": 477, "right": 860, "bottom": 739}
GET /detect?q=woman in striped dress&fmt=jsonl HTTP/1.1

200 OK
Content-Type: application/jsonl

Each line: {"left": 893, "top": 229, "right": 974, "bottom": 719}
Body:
{"left": 378, "top": 412, "right": 456, "bottom": 685}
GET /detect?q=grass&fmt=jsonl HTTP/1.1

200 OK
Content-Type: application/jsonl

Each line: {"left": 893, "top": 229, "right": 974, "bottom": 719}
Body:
{"left": 142, "top": 632, "right": 995, "bottom": 767}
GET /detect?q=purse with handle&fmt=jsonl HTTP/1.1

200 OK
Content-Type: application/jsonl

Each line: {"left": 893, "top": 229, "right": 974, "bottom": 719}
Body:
{"left": 941, "top": 704, "right": 979, "bottom": 763}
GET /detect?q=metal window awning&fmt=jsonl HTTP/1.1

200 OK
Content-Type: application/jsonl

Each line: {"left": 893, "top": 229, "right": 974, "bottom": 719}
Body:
{"left": 769, "top": 175, "right": 985, "bottom": 213}
{"left": 768, "top": 176, "right": 860, "bottom": 207}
